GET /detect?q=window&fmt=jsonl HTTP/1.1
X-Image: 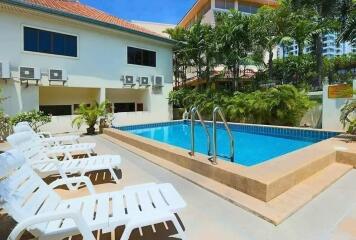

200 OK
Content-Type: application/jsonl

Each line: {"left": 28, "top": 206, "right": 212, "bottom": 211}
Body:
{"left": 136, "top": 103, "right": 144, "bottom": 111}
{"left": 114, "top": 103, "right": 135, "bottom": 113}
{"left": 127, "top": 47, "right": 156, "bottom": 67}
{"left": 215, "top": 0, "right": 235, "bottom": 9}
{"left": 24, "top": 27, "right": 78, "bottom": 57}
{"left": 39, "top": 105, "right": 72, "bottom": 116}
{"left": 238, "top": 4, "right": 259, "bottom": 14}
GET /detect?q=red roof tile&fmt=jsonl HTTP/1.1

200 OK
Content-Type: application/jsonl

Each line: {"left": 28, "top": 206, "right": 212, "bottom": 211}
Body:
{"left": 24, "top": 0, "right": 166, "bottom": 39}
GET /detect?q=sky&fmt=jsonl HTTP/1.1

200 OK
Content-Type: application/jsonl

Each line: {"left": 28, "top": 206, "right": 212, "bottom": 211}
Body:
{"left": 80, "top": 0, "right": 197, "bottom": 25}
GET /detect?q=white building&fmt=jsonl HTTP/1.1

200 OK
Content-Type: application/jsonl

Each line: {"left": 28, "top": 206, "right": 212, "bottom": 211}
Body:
{"left": 178, "top": 0, "right": 278, "bottom": 28}
{"left": 131, "top": 21, "right": 176, "bottom": 38}
{"left": 278, "top": 33, "right": 356, "bottom": 58}
{"left": 0, "top": 0, "right": 175, "bottom": 132}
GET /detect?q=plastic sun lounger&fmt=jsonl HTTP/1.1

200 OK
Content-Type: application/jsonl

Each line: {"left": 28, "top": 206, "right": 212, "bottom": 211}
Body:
{"left": 0, "top": 150, "right": 187, "bottom": 240}
{"left": 8, "top": 131, "right": 95, "bottom": 160}
{"left": 14, "top": 122, "right": 80, "bottom": 146}
{"left": 6, "top": 132, "right": 121, "bottom": 190}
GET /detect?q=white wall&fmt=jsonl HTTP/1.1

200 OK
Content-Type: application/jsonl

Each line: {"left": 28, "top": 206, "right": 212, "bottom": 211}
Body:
{"left": 0, "top": 81, "right": 39, "bottom": 116}
{"left": 322, "top": 80, "right": 356, "bottom": 131}
{"left": 0, "top": 5, "right": 173, "bottom": 132}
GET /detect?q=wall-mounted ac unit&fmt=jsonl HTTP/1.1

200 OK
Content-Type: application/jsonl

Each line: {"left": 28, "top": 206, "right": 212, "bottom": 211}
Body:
{"left": 138, "top": 76, "right": 150, "bottom": 86}
{"left": 19, "top": 66, "right": 41, "bottom": 87}
{"left": 123, "top": 75, "right": 135, "bottom": 86}
{"left": 0, "top": 61, "right": 10, "bottom": 79}
{"left": 49, "top": 69, "right": 67, "bottom": 86}
{"left": 152, "top": 75, "right": 164, "bottom": 87}
{"left": 19, "top": 66, "right": 40, "bottom": 80}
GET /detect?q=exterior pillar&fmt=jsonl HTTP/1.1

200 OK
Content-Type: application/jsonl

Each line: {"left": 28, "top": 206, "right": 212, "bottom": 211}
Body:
{"left": 211, "top": 0, "right": 215, "bottom": 9}
{"left": 98, "top": 87, "right": 106, "bottom": 103}
{"left": 235, "top": 0, "right": 239, "bottom": 10}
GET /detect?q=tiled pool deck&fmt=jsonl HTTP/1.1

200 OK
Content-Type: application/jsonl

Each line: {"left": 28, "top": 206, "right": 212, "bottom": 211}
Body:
{"left": 105, "top": 122, "right": 356, "bottom": 224}
{"left": 1, "top": 135, "right": 356, "bottom": 239}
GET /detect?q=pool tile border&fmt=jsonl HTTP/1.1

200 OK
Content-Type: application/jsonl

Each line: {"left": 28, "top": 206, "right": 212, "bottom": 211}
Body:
{"left": 116, "top": 120, "right": 340, "bottom": 144}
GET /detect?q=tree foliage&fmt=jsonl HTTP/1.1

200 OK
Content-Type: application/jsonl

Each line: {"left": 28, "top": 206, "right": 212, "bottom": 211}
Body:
{"left": 168, "top": 85, "right": 313, "bottom": 126}
{"left": 11, "top": 110, "right": 51, "bottom": 132}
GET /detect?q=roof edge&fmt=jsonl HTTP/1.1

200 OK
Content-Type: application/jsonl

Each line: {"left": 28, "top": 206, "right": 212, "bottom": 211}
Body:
{"left": 0, "top": 0, "right": 177, "bottom": 45}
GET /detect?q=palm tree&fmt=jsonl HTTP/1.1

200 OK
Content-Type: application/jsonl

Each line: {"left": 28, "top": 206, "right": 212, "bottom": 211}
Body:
{"left": 337, "top": 1, "right": 356, "bottom": 44}
{"left": 215, "top": 9, "right": 252, "bottom": 90}
{"left": 72, "top": 101, "right": 110, "bottom": 135}
{"left": 250, "top": 6, "right": 289, "bottom": 81}
{"left": 165, "top": 27, "right": 189, "bottom": 86}
{"left": 289, "top": 0, "right": 352, "bottom": 84}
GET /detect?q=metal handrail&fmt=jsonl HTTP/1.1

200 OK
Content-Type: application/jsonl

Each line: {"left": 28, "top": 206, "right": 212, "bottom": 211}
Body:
{"left": 190, "top": 107, "right": 211, "bottom": 156}
{"left": 212, "top": 106, "right": 234, "bottom": 164}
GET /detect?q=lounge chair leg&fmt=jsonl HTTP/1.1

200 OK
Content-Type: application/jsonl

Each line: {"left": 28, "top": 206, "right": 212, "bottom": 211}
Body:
{"left": 171, "top": 216, "right": 187, "bottom": 240}
{"left": 108, "top": 167, "right": 120, "bottom": 183}
{"left": 120, "top": 224, "right": 135, "bottom": 240}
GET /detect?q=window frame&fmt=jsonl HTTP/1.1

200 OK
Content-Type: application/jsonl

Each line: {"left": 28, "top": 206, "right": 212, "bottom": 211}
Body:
{"left": 22, "top": 24, "right": 80, "bottom": 59}
{"left": 39, "top": 105, "right": 73, "bottom": 116}
{"left": 127, "top": 46, "right": 157, "bottom": 68}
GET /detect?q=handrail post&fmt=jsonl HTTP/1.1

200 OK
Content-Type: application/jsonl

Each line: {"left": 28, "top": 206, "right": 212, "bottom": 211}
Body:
{"left": 189, "top": 107, "right": 211, "bottom": 157}
{"left": 212, "top": 107, "right": 218, "bottom": 164}
{"left": 190, "top": 108, "right": 195, "bottom": 156}
{"left": 212, "top": 106, "right": 235, "bottom": 164}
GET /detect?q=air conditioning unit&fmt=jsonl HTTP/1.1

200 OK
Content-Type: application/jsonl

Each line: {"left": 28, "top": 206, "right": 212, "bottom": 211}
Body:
{"left": 152, "top": 75, "right": 164, "bottom": 87}
{"left": 49, "top": 69, "right": 67, "bottom": 86}
{"left": 138, "top": 76, "right": 150, "bottom": 86}
{"left": 19, "top": 66, "right": 40, "bottom": 80}
{"left": 0, "top": 61, "right": 10, "bottom": 79}
{"left": 123, "top": 75, "right": 135, "bottom": 86}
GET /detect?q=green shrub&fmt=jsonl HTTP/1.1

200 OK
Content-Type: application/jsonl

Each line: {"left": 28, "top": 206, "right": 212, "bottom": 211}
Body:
{"left": 0, "top": 112, "right": 12, "bottom": 141}
{"left": 169, "top": 85, "right": 314, "bottom": 126}
{"left": 11, "top": 110, "right": 51, "bottom": 132}
{"left": 72, "top": 101, "right": 110, "bottom": 135}
{"left": 340, "top": 98, "right": 356, "bottom": 134}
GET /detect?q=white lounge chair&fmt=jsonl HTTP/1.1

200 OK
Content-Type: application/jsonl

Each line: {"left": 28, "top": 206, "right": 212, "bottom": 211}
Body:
{"left": 8, "top": 131, "right": 95, "bottom": 160}
{"left": 0, "top": 150, "right": 187, "bottom": 240}
{"left": 14, "top": 122, "right": 80, "bottom": 146}
{"left": 6, "top": 132, "right": 121, "bottom": 190}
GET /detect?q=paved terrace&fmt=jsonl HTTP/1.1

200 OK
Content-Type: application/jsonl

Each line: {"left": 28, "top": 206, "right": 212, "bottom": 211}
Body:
{"left": 1, "top": 135, "right": 356, "bottom": 239}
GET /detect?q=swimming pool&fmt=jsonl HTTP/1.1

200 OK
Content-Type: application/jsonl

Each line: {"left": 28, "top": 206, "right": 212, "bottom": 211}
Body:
{"left": 118, "top": 121, "right": 339, "bottom": 166}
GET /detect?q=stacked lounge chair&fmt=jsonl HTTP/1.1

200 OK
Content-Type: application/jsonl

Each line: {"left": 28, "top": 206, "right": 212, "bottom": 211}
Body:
{"left": 7, "top": 132, "right": 122, "bottom": 190}
{"left": 14, "top": 122, "right": 80, "bottom": 145}
{"left": 13, "top": 122, "right": 96, "bottom": 159}
{"left": 0, "top": 150, "right": 187, "bottom": 240}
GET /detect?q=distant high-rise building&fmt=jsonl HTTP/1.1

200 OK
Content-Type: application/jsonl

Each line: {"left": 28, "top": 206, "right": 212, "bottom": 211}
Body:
{"left": 278, "top": 33, "right": 355, "bottom": 58}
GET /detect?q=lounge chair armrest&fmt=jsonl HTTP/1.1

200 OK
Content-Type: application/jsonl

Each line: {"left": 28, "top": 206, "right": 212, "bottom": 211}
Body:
{"left": 30, "top": 159, "right": 60, "bottom": 167}
{"left": 49, "top": 176, "right": 96, "bottom": 195}
{"left": 8, "top": 210, "right": 95, "bottom": 240}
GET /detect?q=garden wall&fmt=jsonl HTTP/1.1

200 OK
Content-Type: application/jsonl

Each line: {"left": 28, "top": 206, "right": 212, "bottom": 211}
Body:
{"left": 322, "top": 80, "right": 356, "bottom": 131}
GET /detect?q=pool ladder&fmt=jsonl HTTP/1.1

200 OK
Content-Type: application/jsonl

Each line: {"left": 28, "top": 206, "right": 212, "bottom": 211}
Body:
{"left": 189, "top": 106, "right": 234, "bottom": 164}
{"left": 189, "top": 107, "right": 211, "bottom": 156}
{"left": 211, "top": 107, "right": 234, "bottom": 164}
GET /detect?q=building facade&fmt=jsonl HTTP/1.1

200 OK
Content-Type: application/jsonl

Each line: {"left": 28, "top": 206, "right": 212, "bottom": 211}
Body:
{"left": 0, "top": 0, "right": 175, "bottom": 132}
{"left": 278, "top": 33, "right": 356, "bottom": 58}
{"left": 131, "top": 21, "right": 176, "bottom": 38}
{"left": 178, "top": 0, "right": 278, "bottom": 28}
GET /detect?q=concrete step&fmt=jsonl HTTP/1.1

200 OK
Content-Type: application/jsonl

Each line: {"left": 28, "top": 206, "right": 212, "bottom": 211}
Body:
{"left": 268, "top": 162, "right": 353, "bottom": 224}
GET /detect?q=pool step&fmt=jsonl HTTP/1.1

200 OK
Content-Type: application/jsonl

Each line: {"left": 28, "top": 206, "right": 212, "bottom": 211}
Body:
{"left": 266, "top": 162, "right": 353, "bottom": 223}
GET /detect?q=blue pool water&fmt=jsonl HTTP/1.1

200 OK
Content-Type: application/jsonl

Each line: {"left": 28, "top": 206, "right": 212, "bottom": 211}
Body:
{"left": 120, "top": 121, "right": 339, "bottom": 166}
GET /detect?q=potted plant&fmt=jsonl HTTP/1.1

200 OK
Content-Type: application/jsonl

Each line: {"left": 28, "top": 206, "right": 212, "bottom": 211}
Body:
{"left": 72, "top": 101, "right": 110, "bottom": 135}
